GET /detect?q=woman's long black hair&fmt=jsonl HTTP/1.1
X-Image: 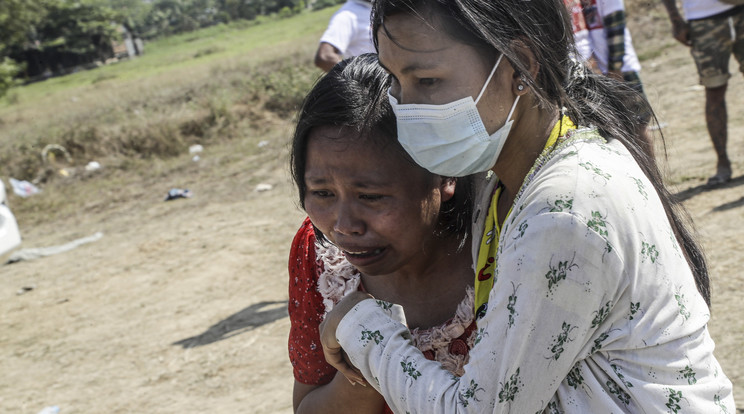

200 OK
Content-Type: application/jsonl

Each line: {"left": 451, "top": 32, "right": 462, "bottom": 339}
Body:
{"left": 290, "top": 54, "right": 473, "bottom": 249}
{"left": 371, "top": 0, "right": 710, "bottom": 306}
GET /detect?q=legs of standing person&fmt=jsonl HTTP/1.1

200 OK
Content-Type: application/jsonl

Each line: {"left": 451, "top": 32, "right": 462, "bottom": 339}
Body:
{"left": 704, "top": 84, "right": 730, "bottom": 185}
{"left": 689, "top": 12, "right": 739, "bottom": 185}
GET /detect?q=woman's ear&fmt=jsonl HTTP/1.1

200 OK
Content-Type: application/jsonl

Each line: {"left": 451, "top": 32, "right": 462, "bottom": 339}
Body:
{"left": 440, "top": 177, "right": 457, "bottom": 202}
{"left": 510, "top": 38, "right": 540, "bottom": 95}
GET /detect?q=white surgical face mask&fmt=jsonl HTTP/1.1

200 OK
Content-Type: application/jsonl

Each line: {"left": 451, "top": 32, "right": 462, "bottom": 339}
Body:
{"left": 389, "top": 54, "right": 520, "bottom": 177}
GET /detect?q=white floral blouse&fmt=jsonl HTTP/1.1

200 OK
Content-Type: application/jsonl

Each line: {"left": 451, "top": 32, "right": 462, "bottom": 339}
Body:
{"left": 335, "top": 129, "right": 736, "bottom": 413}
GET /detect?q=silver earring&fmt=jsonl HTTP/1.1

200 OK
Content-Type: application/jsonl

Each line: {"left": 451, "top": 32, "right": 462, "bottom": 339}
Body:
{"left": 517, "top": 84, "right": 525, "bottom": 91}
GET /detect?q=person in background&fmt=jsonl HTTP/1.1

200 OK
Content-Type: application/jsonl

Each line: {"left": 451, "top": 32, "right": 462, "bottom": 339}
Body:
{"left": 581, "top": 0, "right": 644, "bottom": 93}
{"left": 581, "top": 0, "right": 654, "bottom": 156}
{"left": 314, "top": 0, "right": 375, "bottom": 72}
{"left": 662, "top": 0, "right": 744, "bottom": 186}
{"left": 289, "top": 54, "right": 477, "bottom": 413}
{"left": 316, "top": 0, "right": 736, "bottom": 412}
{"left": 564, "top": 0, "right": 593, "bottom": 67}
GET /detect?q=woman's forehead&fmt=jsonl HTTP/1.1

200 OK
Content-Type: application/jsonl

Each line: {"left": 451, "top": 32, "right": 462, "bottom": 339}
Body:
{"left": 307, "top": 126, "right": 390, "bottom": 156}
{"left": 376, "top": 15, "right": 462, "bottom": 75}
{"left": 306, "top": 127, "right": 428, "bottom": 177}
{"left": 377, "top": 12, "right": 454, "bottom": 54}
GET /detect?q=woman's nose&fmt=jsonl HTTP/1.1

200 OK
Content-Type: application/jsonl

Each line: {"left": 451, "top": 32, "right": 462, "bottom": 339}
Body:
{"left": 332, "top": 203, "right": 365, "bottom": 236}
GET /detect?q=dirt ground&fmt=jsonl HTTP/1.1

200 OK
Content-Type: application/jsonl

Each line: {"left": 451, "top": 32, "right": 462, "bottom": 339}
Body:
{"left": 1, "top": 35, "right": 743, "bottom": 414}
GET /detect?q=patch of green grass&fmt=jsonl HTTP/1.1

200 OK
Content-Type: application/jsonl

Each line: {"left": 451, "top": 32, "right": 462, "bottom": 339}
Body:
{"left": 637, "top": 41, "right": 677, "bottom": 62}
{"left": 91, "top": 72, "right": 118, "bottom": 84}
{"left": 193, "top": 46, "right": 226, "bottom": 59}
{"left": 0, "top": 6, "right": 336, "bottom": 114}
{"left": 0, "top": 7, "right": 334, "bottom": 182}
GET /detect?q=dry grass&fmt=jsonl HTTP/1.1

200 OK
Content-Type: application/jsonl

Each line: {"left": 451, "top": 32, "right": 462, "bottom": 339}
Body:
{"left": 0, "top": 9, "right": 333, "bottom": 226}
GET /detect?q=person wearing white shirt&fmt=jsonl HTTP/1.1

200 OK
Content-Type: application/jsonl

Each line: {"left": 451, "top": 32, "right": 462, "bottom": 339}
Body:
{"left": 581, "top": 0, "right": 643, "bottom": 91}
{"left": 314, "top": 0, "right": 375, "bottom": 72}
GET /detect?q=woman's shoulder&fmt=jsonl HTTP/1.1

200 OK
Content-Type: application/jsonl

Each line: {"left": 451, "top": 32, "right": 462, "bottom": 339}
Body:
{"left": 518, "top": 129, "right": 651, "bottom": 216}
{"left": 290, "top": 217, "right": 316, "bottom": 253}
{"left": 505, "top": 130, "right": 665, "bottom": 250}
{"left": 289, "top": 217, "right": 322, "bottom": 298}
{"left": 288, "top": 217, "right": 363, "bottom": 314}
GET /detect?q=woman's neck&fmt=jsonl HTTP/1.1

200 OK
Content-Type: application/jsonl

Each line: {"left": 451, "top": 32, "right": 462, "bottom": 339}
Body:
{"left": 360, "top": 235, "right": 473, "bottom": 329}
{"left": 493, "top": 104, "right": 560, "bottom": 211}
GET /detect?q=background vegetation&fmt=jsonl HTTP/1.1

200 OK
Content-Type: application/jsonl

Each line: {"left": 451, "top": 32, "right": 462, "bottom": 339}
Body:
{"left": 0, "top": 6, "right": 337, "bottom": 200}
{"left": 0, "top": 0, "right": 346, "bottom": 97}
{"left": 0, "top": 0, "right": 687, "bottom": 225}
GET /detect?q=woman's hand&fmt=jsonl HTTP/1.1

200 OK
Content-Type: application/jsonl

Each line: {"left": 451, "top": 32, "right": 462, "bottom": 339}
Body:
{"left": 319, "top": 290, "right": 374, "bottom": 385}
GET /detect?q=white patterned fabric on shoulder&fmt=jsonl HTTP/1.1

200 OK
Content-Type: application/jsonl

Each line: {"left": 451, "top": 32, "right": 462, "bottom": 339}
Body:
{"left": 336, "top": 128, "right": 736, "bottom": 414}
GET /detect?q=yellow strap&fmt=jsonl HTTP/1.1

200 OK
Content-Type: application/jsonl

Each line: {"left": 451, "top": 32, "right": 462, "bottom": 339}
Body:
{"left": 473, "top": 115, "right": 575, "bottom": 317}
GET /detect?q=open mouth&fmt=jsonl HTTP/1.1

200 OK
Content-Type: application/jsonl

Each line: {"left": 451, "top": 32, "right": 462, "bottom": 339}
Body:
{"left": 342, "top": 247, "right": 385, "bottom": 259}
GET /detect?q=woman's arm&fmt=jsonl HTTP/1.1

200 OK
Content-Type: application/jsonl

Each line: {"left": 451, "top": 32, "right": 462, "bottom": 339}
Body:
{"left": 324, "top": 212, "right": 625, "bottom": 413}
{"left": 602, "top": 8, "right": 627, "bottom": 78}
{"left": 294, "top": 373, "right": 385, "bottom": 413}
{"left": 289, "top": 219, "right": 385, "bottom": 413}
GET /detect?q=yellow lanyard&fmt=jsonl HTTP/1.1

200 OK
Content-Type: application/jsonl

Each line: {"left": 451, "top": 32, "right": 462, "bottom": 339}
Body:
{"left": 474, "top": 115, "right": 576, "bottom": 317}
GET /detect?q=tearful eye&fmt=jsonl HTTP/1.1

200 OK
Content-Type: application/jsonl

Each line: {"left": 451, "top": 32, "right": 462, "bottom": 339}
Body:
{"left": 311, "top": 190, "right": 333, "bottom": 198}
{"left": 360, "top": 194, "right": 383, "bottom": 201}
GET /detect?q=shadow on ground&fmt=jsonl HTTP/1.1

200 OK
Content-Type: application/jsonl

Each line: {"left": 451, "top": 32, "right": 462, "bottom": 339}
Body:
{"left": 712, "top": 196, "right": 744, "bottom": 212}
{"left": 672, "top": 175, "right": 744, "bottom": 203}
{"left": 173, "top": 300, "right": 288, "bottom": 348}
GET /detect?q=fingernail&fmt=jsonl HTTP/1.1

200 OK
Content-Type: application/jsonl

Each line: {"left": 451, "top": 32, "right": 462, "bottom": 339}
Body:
{"left": 348, "top": 379, "right": 356, "bottom": 386}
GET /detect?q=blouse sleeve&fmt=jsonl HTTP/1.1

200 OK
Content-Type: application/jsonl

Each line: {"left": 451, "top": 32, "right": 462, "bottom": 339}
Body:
{"left": 288, "top": 217, "right": 337, "bottom": 385}
{"left": 336, "top": 211, "right": 627, "bottom": 413}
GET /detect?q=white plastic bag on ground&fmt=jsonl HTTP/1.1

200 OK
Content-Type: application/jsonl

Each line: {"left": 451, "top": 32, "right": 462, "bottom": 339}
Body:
{"left": 9, "top": 177, "right": 41, "bottom": 197}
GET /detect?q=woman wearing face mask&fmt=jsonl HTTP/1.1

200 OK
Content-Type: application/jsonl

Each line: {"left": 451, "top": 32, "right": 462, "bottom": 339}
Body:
{"left": 318, "top": 1, "right": 736, "bottom": 412}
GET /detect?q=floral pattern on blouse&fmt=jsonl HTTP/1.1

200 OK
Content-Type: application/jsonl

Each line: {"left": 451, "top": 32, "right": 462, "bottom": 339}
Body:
{"left": 335, "top": 129, "right": 736, "bottom": 413}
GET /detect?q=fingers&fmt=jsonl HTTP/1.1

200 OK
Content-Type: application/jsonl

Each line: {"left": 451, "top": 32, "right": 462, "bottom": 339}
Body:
{"left": 342, "top": 349, "right": 368, "bottom": 385}
{"left": 323, "top": 344, "right": 366, "bottom": 385}
{"left": 318, "top": 291, "right": 374, "bottom": 359}
{"left": 607, "top": 70, "right": 624, "bottom": 81}
{"left": 318, "top": 292, "right": 376, "bottom": 385}
{"left": 318, "top": 317, "right": 341, "bottom": 357}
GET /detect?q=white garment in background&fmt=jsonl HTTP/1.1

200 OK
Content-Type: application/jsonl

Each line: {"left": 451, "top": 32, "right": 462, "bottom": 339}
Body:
{"left": 565, "top": 0, "right": 592, "bottom": 61}
{"left": 319, "top": 0, "right": 374, "bottom": 58}
{"left": 682, "top": 0, "right": 735, "bottom": 20}
{"left": 583, "top": 0, "right": 641, "bottom": 73}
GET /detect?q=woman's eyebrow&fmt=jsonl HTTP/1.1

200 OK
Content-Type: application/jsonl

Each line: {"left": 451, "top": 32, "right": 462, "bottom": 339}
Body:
{"left": 378, "top": 58, "right": 440, "bottom": 75}
{"left": 305, "top": 175, "right": 328, "bottom": 185}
